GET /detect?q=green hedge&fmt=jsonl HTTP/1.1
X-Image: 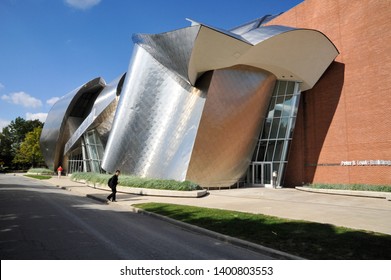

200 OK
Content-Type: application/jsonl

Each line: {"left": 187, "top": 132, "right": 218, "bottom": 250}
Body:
{"left": 70, "top": 172, "right": 201, "bottom": 191}
{"left": 309, "top": 183, "right": 391, "bottom": 193}
{"left": 27, "top": 168, "right": 54, "bottom": 175}
{"left": 25, "top": 174, "right": 52, "bottom": 180}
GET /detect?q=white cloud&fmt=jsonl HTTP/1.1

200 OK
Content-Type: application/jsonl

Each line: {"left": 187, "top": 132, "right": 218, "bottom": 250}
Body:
{"left": 1, "top": 91, "right": 42, "bottom": 108}
{"left": 47, "top": 97, "right": 60, "bottom": 106}
{"left": 0, "top": 118, "right": 11, "bottom": 130}
{"left": 65, "top": 0, "right": 101, "bottom": 10}
{"left": 0, "top": 83, "right": 4, "bottom": 91}
{"left": 26, "top": 112, "right": 47, "bottom": 123}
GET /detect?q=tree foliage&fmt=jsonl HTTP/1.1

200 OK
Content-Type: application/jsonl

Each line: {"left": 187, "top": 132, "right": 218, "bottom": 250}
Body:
{"left": 0, "top": 117, "right": 43, "bottom": 170}
{"left": 13, "top": 127, "right": 45, "bottom": 168}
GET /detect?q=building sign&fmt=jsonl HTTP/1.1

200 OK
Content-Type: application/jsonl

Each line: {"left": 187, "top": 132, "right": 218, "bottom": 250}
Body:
{"left": 340, "top": 160, "right": 391, "bottom": 166}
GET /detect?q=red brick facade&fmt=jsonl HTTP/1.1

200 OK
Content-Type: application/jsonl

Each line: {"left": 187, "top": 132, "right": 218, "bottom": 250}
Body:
{"left": 268, "top": 0, "right": 391, "bottom": 186}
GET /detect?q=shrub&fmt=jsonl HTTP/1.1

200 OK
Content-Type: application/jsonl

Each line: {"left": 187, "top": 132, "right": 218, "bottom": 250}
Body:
{"left": 27, "top": 168, "right": 54, "bottom": 175}
{"left": 70, "top": 172, "right": 201, "bottom": 191}
{"left": 25, "top": 174, "right": 52, "bottom": 180}
{"left": 310, "top": 183, "right": 391, "bottom": 192}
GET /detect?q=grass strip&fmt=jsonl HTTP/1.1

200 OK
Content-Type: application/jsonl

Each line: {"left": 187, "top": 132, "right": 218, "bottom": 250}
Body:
{"left": 134, "top": 202, "right": 391, "bottom": 260}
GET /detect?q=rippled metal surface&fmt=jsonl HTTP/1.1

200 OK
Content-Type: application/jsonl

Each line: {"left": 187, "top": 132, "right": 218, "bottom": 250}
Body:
{"left": 101, "top": 45, "right": 207, "bottom": 180}
{"left": 133, "top": 25, "right": 200, "bottom": 83}
{"left": 187, "top": 66, "right": 276, "bottom": 187}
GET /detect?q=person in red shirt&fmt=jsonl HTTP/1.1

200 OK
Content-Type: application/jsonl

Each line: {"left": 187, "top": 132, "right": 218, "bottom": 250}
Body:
{"left": 57, "top": 165, "right": 63, "bottom": 179}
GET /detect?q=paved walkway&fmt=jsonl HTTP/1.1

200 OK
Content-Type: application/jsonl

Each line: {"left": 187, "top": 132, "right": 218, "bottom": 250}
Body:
{"left": 44, "top": 175, "right": 391, "bottom": 235}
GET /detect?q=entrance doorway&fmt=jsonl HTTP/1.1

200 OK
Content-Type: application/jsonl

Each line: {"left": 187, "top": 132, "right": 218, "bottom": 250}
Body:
{"left": 248, "top": 80, "right": 301, "bottom": 187}
{"left": 251, "top": 162, "right": 272, "bottom": 187}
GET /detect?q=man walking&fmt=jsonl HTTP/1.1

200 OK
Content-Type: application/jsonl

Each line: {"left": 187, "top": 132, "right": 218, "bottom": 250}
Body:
{"left": 107, "top": 170, "right": 120, "bottom": 202}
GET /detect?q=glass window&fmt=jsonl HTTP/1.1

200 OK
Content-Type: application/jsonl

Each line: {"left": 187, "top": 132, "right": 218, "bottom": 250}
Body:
{"left": 263, "top": 164, "right": 271, "bottom": 184}
{"left": 249, "top": 80, "right": 301, "bottom": 186}
{"left": 265, "top": 141, "right": 275, "bottom": 161}
{"left": 272, "top": 163, "right": 280, "bottom": 176}
{"left": 277, "top": 81, "right": 287, "bottom": 96}
{"left": 261, "top": 119, "right": 272, "bottom": 139}
{"left": 258, "top": 141, "right": 267, "bottom": 161}
{"left": 278, "top": 117, "right": 289, "bottom": 138}
{"left": 286, "top": 81, "right": 295, "bottom": 95}
{"left": 274, "top": 96, "right": 284, "bottom": 117}
{"left": 291, "top": 94, "right": 300, "bottom": 117}
{"left": 82, "top": 129, "right": 105, "bottom": 173}
{"left": 278, "top": 163, "right": 286, "bottom": 184}
{"left": 270, "top": 118, "right": 280, "bottom": 139}
{"left": 282, "top": 95, "right": 294, "bottom": 117}
{"left": 274, "top": 140, "right": 284, "bottom": 161}
{"left": 267, "top": 97, "right": 277, "bottom": 113}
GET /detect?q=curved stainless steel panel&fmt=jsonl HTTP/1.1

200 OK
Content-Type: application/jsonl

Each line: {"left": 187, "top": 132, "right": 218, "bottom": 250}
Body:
{"left": 229, "top": 15, "right": 281, "bottom": 35}
{"left": 40, "top": 78, "right": 105, "bottom": 171}
{"left": 133, "top": 25, "right": 200, "bottom": 84}
{"left": 101, "top": 45, "right": 207, "bottom": 180}
{"left": 186, "top": 66, "right": 276, "bottom": 187}
{"left": 63, "top": 73, "right": 125, "bottom": 155}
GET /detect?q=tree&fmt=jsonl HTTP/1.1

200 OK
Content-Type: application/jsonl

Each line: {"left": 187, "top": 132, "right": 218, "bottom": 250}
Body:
{"left": 13, "top": 127, "right": 45, "bottom": 168}
{"left": 0, "top": 127, "right": 13, "bottom": 170}
{"left": 0, "top": 117, "right": 43, "bottom": 170}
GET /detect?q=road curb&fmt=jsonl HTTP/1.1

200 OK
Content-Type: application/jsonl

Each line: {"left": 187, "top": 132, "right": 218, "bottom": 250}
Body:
{"left": 86, "top": 194, "right": 108, "bottom": 203}
{"left": 64, "top": 183, "right": 304, "bottom": 260}
{"left": 132, "top": 206, "right": 304, "bottom": 260}
{"left": 295, "top": 186, "right": 391, "bottom": 200}
{"left": 43, "top": 179, "right": 304, "bottom": 259}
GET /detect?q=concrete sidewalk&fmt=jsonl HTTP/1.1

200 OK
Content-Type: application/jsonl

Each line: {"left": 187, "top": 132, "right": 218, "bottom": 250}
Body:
{"left": 45, "top": 175, "right": 391, "bottom": 235}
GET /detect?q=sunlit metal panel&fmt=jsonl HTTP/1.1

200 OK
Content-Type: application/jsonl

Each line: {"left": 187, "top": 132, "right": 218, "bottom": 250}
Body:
{"left": 133, "top": 25, "right": 200, "bottom": 84}
{"left": 63, "top": 73, "right": 125, "bottom": 155}
{"left": 40, "top": 78, "right": 105, "bottom": 171}
{"left": 101, "top": 45, "right": 208, "bottom": 180}
{"left": 186, "top": 66, "right": 276, "bottom": 187}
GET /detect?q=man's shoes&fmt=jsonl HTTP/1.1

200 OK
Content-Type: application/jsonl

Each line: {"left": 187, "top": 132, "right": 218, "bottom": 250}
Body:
{"left": 112, "top": 200, "right": 117, "bottom": 202}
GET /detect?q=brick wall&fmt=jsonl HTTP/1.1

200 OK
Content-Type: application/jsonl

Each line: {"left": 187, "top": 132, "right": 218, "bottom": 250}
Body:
{"left": 268, "top": 0, "right": 391, "bottom": 186}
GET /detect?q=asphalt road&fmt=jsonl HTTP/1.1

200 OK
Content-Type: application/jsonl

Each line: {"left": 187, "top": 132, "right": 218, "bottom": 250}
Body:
{"left": 0, "top": 174, "right": 273, "bottom": 260}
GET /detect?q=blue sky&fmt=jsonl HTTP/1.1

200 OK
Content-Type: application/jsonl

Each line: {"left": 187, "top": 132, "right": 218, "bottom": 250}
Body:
{"left": 0, "top": 0, "right": 303, "bottom": 129}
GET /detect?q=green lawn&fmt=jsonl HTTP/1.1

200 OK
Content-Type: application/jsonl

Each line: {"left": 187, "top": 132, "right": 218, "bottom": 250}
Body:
{"left": 134, "top": 202, "right": 391, "bottom": 260}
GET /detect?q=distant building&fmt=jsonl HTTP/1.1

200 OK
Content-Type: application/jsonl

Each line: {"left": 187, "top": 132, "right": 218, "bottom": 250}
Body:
{"left": 41, "top": 0, "right": 389, "bottom": 188}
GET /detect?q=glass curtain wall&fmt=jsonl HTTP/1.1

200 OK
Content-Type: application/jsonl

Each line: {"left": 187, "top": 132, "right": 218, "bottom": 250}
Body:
{"left": 67, "top": 150, "right": 83, "bottom": 174}
{"left": 250, "top": 80, "right": 301, "bottom": 187}
{"left": 83, "top": 129, "right": 105, "bottom": 173}
{"left": 67, "top": 130, "right": 105, "bottom": 174}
